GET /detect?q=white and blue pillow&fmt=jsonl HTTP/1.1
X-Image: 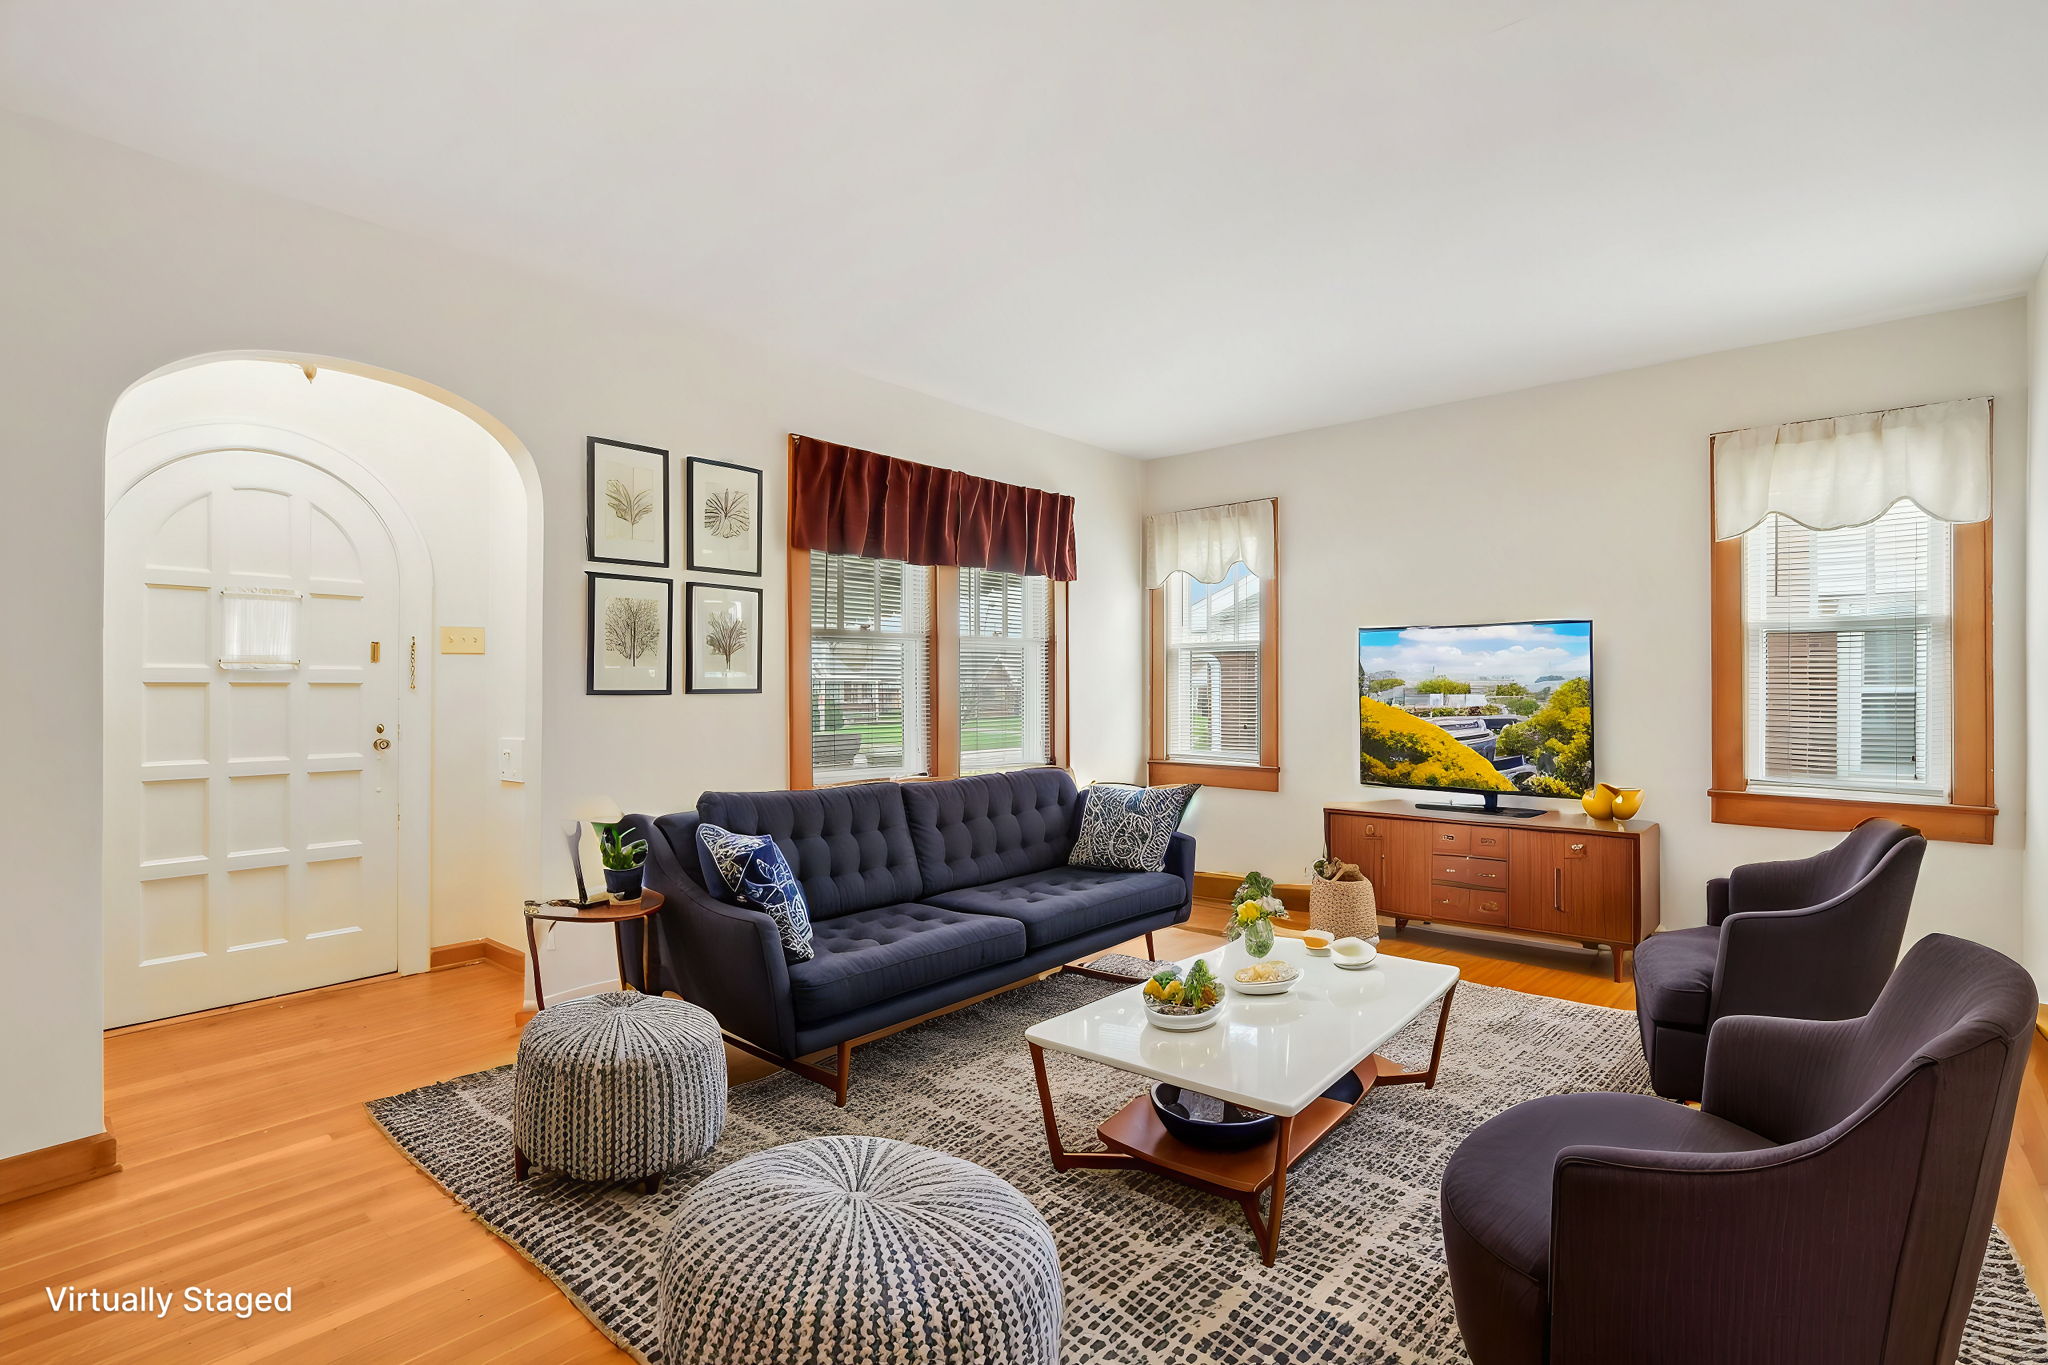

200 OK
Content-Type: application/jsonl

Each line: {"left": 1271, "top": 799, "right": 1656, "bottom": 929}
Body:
{"left": 695, "top": 824, "right": 815, "bottom": 962}
{"left": 1067, "top": 782, "right": 1198, "bottom": 873}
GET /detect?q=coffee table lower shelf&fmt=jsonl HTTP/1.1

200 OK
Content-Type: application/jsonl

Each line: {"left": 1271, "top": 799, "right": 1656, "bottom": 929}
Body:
{"left": 1028, "top": 983, "right": 1454, "bottom": 1266}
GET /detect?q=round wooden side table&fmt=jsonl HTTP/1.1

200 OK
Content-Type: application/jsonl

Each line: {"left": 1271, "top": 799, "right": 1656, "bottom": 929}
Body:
{"left": 522, "top": 890, "right": 666, "bottom": 1012}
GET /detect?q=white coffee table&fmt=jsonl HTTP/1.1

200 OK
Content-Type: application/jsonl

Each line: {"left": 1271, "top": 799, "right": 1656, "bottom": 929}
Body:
{"left": 1027, "top": 937, "right": 1458, "bottom": 1263}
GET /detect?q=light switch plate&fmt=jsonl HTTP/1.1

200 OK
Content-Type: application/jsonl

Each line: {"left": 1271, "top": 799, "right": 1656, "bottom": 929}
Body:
{"left": 441, "top": 626, "right": 485, "bottom": 654}
{"left": 498, "top": 737, "right": 524, "bottom": 783}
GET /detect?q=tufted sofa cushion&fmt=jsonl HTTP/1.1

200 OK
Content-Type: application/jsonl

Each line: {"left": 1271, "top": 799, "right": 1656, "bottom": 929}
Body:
{"left": 698, "top": 785, "right": 921, "bottom": 921}
{"left": 786, "top": 903, "right": 1026, "bottom": 1021}
{"left": 901, "top": 769, "right": 1081, "bottom": 897}
{"left": 922, "top": 865, "right": 1188, "bottom": 951}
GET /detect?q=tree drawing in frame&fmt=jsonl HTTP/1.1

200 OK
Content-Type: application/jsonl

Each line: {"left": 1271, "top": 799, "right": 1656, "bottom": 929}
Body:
{"left": 687, "top": 582, "right": 763, "bottom": 693}
{"left": 587, "top": 572, "right": 673, "bottom": 694}
{"left": 686, "top": 457, "right": 762, "bottom": 577}
{"left": 605, "top": 594, "right": 663, "bottom": 667}
{"left": 587, "top": 437, "right": 670, "bottom": 567}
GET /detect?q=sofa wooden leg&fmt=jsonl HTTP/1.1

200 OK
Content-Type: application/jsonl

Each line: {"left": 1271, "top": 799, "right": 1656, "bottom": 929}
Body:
{"left": 513, "top": 1147, "right": 529, "bottom": 1182}
{"left": 1144, "top": 931, "right": 1157, "bottom": 960}
{"left": 833, "top": 1041, "right": 851, "bottom": 1107}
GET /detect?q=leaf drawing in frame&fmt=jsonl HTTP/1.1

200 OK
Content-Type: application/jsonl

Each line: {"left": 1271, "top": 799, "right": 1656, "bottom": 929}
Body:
{"left": 606, "top": 476, "right": 656, "bottom": 534}
{"left": 703, "top": 487, "right": 751, "bottom": 541}
{"left": 604, "top": 595, "right": 663, "bottom": 666}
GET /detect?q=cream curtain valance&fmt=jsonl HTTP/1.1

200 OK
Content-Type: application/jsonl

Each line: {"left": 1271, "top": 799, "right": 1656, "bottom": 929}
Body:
{"left": 1143, "top": 498, "right": 1275, "bottom": 586}
{"left": 1711, "top": 397, "right": 1990, "bottom": 541}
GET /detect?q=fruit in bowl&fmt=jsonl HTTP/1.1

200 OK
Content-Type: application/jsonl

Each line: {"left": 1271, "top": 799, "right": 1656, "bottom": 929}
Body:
{"left": 1142, "top": 961, "right": 1223, "bottom": 1029}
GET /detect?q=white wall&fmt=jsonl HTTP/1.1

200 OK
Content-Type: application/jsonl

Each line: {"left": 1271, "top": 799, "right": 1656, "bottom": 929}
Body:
{"left": 106, "top": 361, "right": 534, "bottom": 949}
{"left": 2026, "top": 260, "right": 2048, "bottom": 989}
{"left": 0, "top": 110, "right": 1145, "bottom": 1161}
{"left": 1145, "top": 301, "right": 2029, "bottom": 960}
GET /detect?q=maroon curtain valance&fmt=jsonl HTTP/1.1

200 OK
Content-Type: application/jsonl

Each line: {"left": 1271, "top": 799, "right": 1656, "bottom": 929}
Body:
{"left": 789, "top": 435, "right": 1077, "bottom": 580}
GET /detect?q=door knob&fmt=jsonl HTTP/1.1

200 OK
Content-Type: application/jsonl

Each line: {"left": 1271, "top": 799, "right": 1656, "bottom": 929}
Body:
{"left": 374, "top": 737, "right": 391, "bottom": 751}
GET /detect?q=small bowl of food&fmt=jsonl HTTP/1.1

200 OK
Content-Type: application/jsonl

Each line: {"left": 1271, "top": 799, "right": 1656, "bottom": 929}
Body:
{"left": 1301, "top": 930, "right": 1334, "bottom": 956}
{"left": 1142, "top": 960, "right": 1224, "bottom": 1030}
{"left": 1230, "top": 959, "right": 1301, "bottom": 995}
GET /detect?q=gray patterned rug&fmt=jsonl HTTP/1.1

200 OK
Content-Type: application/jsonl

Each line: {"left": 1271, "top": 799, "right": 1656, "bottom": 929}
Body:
{"left": 368, "top": 972, "right": 2048, "bottom": 1364}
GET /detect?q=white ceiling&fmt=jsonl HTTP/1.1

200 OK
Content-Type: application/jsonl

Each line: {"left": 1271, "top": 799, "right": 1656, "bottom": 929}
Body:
{"left": 4, "top": 1, "right": 2046, "bottom": 457}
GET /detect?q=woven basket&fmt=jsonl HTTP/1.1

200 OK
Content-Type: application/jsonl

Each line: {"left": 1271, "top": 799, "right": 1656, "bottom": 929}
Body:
{"left": 1309, "top": 874, "right": 1380, "bottom": 943}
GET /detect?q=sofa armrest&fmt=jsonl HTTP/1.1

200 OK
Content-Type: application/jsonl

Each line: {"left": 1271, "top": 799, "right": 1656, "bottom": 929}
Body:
{"left": 1164, "top": 831, "right": 1196, "bottom": 922}
{"left": 1700, "top": 1012, "right": 1867, "bottom": 1142}
{"left": 622, "top": 813, "right": 798, "bottom": 1058}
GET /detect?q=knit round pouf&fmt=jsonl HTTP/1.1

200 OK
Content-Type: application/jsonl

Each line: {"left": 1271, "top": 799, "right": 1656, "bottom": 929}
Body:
{"left": 658, "top": 1136, "right": 1062, "bottom": 1365}
{"left": 511, "top": 992, "right": 725, "bottom": 1189}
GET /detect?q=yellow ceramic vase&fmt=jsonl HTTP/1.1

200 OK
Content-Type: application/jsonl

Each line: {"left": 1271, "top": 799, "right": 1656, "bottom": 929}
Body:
{"left": 1581, "top": 782, "right": 1645, "bottom": 820}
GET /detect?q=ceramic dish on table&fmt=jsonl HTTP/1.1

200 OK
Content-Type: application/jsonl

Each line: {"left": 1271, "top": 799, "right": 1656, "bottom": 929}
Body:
{"left": 1230, "top": 960, "right": 1301, "bottom": 995}
{"left": 1144, "top": 999, "right": 1224, "bottom": 1031}
{"left": 1330, "top": 936, "right": 1379, "bottom": 970}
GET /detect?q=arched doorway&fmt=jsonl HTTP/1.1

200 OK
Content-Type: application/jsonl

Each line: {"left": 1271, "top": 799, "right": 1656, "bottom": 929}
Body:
{"left": 102, "top": 354, "right": 541, "bottom": 1027}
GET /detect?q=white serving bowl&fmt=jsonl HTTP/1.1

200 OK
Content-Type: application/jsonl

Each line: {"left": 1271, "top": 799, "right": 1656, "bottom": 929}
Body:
{"left": 1144, "top": 1001, "right": 1224, "bottom": 1031}
{"left": 1330, "top": 936, "right": 1379, "bottom": 970}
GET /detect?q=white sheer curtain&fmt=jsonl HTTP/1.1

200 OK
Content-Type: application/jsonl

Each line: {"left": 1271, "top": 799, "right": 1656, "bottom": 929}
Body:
{"left": 1143, "top": 498, "right": 1276, "bottom": 586}
{"left": 1712, "top": 397, "right": 1990, "bottom": 539}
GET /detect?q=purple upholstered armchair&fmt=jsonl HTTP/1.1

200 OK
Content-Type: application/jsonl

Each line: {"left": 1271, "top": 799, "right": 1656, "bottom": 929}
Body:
{"left": 1633, "top": 817, "right": 1925, "bottom": 1100}
{"left": 1441, "top": 933, "right": 2035, "bottom": 1365}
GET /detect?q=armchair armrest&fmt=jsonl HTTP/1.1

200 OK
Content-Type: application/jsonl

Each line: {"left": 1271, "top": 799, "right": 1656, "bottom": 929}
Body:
{"left": 1548, "top": 1106, "right": 1924, "bottom": 1363}
{"left": 1700, "top": 1012, "right": 1867, "bottom": 1142}
{"left": 1164, "top": 831, "right": 1196, "bottom": 922}
{"left": 1705, "top": 876, "right": 1731, "bottom": 927}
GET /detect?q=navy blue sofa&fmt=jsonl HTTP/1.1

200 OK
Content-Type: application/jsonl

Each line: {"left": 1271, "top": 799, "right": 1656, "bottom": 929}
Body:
{"left": 621, "top": 768, "right": 1193, "bottom": 1103}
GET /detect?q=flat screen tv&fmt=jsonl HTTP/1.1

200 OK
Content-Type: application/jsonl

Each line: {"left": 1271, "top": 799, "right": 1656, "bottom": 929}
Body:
{"left": 1357, "top": 620, "right": 1593, "bottom": 816}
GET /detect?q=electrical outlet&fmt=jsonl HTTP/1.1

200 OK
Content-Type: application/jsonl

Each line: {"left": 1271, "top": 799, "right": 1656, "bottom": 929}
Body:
{"left": 440, "top": 626, "right": 485, "bottom": 654}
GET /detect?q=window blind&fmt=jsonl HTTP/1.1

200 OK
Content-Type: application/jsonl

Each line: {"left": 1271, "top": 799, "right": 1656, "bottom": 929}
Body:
{"left": 1740, "top": 500, "right": 1952, "bottom": 800}
{"left": 1163, "top": 564, "right": 1263, "bottom": 766}
{"left": 809, "top": 551, "right": 931, "bottom": 784}
{"left": 957, "top": 567, "right": 1052, "bottom": 773}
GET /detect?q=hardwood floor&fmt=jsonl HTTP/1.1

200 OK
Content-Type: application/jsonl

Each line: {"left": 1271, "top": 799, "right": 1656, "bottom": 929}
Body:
{"left": 2, "top": 905, "right": 2041, "bottom": 1361}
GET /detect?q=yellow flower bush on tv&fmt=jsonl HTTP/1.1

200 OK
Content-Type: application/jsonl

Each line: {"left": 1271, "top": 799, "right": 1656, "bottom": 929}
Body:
{"left": 1359, "top": 696, "right": 1515, "bottom": 791}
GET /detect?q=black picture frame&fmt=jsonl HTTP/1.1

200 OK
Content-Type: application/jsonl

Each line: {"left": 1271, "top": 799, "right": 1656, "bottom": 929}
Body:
{"left": 587, "top": 571, "right": 674, "bottom": 695}
{"left": 685, "top": 581, "right": 765, "bottom": 694}
{"left": 587, "top": 437, "right": 671, "bottom": 568}
{"left": 684, "top": 456, "right": 764, "bottom": 577}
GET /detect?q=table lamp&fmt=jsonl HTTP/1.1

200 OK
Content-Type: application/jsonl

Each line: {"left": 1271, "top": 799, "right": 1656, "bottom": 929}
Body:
{"left": 565, "top": 796, "right": 623, "bottom": 907}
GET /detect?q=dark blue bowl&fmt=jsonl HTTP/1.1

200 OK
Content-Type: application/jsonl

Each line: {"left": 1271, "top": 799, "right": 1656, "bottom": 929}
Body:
{"left": 1150, "top": 1083, "right": 1274, "bottom": 1150}
{"left": 1150, "top": 1071, "right": 1368, "bottom": 1151}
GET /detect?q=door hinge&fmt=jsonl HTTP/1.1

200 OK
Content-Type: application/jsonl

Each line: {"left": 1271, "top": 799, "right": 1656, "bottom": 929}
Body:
{"left": 409, "top": 636, "right": 418, "bottom": 690}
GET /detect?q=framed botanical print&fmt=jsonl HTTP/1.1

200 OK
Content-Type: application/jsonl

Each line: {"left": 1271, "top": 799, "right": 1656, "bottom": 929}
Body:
{"left": 686, "top": 582, "right": 764, "bottom": 693}
{"left": 685, "top": 457, "right": 762, "bottom": 577}
{"left": 587, "top": 572, "right": 673, "bottom": 695}
{"left": 587, "top": 437, "right": 670, "bottom": 567}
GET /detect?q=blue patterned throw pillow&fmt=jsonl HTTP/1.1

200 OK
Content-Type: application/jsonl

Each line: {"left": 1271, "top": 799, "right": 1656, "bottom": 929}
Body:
{"left": 694, "top": 824, "right": 815, "bottom": 962}
{"left": 1067, "top": 783, "right": 1198, "bottom": 873}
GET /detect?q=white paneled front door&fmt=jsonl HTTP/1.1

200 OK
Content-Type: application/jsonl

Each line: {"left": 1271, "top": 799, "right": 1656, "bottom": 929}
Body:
{"left": 104, "top": 450, "right": 403, "bottom": 1027}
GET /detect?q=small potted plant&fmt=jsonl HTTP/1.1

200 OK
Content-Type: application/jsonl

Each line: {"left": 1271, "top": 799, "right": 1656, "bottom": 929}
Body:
{"left": 594, "top": 821, "right": 649, "bottom": 901}
{"left": 1142, "top": 959, "right": 1223, "bottom": 1030}
{"left": 1227, "top": 870, "right": 1289, "bottom": 963}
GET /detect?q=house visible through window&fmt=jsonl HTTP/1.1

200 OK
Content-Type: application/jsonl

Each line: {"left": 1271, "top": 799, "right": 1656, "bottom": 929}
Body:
{"left": 800, "top": 550, "right": 1063, "bottom": 786}
{"left": 1163, "top": 563, "right": 1263, "bottom": 766}
{"left": 958, "top": 567, "right": 1053, "bottom": 773}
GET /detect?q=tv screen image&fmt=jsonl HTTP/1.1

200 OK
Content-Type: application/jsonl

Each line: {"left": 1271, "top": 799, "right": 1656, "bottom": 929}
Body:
{"left": 1358, "top": 620, "right": 1593, "bottom": 807}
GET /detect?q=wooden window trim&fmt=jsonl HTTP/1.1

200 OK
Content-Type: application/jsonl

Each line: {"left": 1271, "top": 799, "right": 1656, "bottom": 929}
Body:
{"left": 1707, "top": 469, "right": 1995, "bottom": 845}
{"left": 1146, "top": 525, "right": 1281, "bottom": 792}
{"left": 787, "top": 547, "right": 1070, "bottom": 791}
